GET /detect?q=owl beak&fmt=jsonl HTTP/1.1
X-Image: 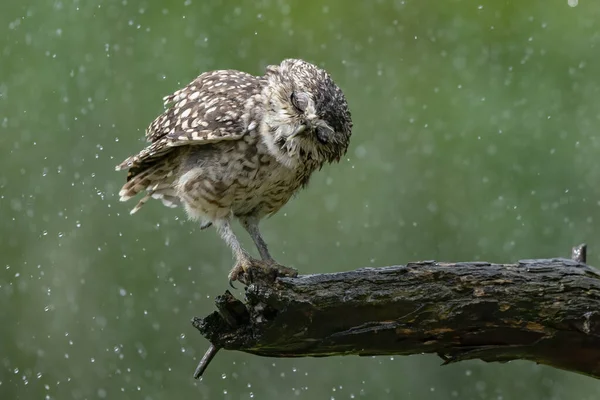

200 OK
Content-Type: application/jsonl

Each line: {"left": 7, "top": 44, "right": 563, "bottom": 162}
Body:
{"left": 288, "top": 124, "right": 307, "bottom": 140}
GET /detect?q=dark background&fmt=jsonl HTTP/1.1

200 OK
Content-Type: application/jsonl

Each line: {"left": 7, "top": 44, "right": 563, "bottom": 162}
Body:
{"left": 2, "top": 0, "right": 600, "bottom": 398}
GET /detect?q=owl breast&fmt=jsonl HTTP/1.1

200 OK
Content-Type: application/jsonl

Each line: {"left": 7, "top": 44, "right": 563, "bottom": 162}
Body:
{"left": 176, "top": 131, "right": 316, "bottom": 222}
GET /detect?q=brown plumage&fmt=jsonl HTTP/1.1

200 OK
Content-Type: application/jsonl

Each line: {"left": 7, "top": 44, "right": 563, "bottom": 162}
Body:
{"left": 116, "top": 59, "right": 352, "bottom": 284}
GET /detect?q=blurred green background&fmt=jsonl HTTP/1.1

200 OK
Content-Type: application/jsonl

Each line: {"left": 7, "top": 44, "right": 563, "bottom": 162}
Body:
{"left": 2, "top": 0, "right": 600, "bottom": 398}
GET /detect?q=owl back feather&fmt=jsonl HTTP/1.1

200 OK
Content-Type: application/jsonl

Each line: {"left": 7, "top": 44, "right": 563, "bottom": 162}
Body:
{"left": 116, "top": 68, "right": 265, "bottom": 214}
{"left": 118, "top": 154, "right": 181, "bottom": 214}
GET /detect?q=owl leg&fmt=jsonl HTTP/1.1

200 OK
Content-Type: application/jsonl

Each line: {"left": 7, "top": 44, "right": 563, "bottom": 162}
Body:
{"left": 239, "top": 216, "right": 274, "bottom": 262}
{"left": 240, "top": 216, "right": 298, "bottom": 280}
{"left": 214, "top": 218, "right": 256, "bottom": 286}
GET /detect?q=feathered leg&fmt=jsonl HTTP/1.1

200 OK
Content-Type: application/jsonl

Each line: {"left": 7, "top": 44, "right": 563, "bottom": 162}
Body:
{"left": 240, "top": 216, "right": 274, "bottom": 262}
{"left": 239, "top": 216, "right": 297, "bottom": 280}
{"left": 214, "top": 218, "right": 255, "bottom": 286}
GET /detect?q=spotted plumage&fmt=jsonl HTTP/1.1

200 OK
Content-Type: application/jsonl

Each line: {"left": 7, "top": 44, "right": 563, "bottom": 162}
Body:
{"left": 116, "top": 59, "right": 352, "bottom": 284}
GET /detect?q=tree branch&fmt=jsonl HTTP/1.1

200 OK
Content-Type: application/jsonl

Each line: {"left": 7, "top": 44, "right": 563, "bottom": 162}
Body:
{"left": 192, "top": 245, "right": 600, "bottom": 379}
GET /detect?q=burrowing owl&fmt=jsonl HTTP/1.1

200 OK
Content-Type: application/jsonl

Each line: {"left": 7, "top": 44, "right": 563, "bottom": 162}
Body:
{"left": 115, "top": 59, "right": 352, "bottom": 285}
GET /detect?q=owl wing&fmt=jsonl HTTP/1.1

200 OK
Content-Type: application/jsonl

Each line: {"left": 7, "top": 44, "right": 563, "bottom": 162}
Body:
{"left": 115, "top": 70, "right": 264, "bottom": 171}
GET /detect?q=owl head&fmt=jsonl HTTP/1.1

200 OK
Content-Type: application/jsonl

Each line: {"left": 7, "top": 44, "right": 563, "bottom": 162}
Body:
{"left": 260, "top": 59, "right": 353, "bottom": 168}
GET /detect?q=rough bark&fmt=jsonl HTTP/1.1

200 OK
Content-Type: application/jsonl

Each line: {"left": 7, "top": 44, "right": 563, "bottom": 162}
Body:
{"left": 192, "top": 246, "right": 600, "bottom": 379}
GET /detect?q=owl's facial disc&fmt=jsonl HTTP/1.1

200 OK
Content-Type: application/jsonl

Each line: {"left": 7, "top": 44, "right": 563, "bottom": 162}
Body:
{"left": 286, "top": 91, "right": 334, "bottom": 144}
{"left": 261, "top": 59, "right": 352, "bottom": 166}
{"left": 287, "top": 120, "right": 334, "bottom": 144}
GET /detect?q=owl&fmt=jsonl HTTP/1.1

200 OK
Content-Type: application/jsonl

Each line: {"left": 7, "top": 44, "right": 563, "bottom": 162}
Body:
{"left": 115, "top": 59, "right": 353, "bottom": 285}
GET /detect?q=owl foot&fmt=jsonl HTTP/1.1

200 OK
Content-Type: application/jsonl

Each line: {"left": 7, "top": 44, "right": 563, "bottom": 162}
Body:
{"left": 227, "top": 257, "right": 255, "bottom": 288}
{"left": 228, "top": 258, "right": 298, "bottom": 287}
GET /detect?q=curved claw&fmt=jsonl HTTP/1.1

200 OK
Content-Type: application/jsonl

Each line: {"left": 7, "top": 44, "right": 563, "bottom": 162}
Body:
{"left": 227, "top": 258, "right": 251, "bottom": 287}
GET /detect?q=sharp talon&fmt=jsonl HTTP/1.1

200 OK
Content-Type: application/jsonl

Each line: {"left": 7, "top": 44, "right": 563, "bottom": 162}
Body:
{"left": 200, "top": 221, "right": 213, "bottom": 230}
{"left": 227, "top": 257, "right": 253, "bottom": 287}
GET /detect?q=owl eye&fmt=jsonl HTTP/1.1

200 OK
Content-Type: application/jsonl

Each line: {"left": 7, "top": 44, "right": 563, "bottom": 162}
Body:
{"left": 316, "top": 125, "right": 333, "bottom": 144}
{"left": 290, "top": 92, "right": 307, "bottom": 112}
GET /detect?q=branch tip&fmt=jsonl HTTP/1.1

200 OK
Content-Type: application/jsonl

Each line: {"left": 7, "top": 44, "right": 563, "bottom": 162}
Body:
{"left": 193, "top": 344, "right": 220, "bottom": 379}
{"left": 571, "top": 243, "right": 587, "bottom": 263}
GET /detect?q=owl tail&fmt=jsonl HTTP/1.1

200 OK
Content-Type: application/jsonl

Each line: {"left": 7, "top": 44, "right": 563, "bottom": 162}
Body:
{"left": 118, "top": 160, "right": 180, "bottom": 214}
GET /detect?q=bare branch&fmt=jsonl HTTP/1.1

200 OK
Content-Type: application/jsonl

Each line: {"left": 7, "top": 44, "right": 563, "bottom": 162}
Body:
{"left": 192, "top": 246, "right": 600, "bottom": 379}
